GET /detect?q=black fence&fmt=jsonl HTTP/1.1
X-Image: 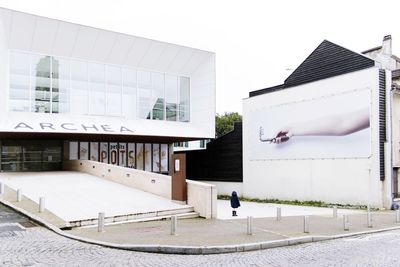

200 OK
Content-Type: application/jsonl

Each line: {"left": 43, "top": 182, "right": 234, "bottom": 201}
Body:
{"left": 176, "top": 122, "right": 242, "bottom": 182}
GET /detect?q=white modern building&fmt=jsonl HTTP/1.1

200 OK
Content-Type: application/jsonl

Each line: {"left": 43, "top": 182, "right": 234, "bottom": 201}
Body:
{"left": 0, "top": 8, "right": 216, "bottom": 174}
{"left": 243, "top": 36, "right": 400, "bottom": 209}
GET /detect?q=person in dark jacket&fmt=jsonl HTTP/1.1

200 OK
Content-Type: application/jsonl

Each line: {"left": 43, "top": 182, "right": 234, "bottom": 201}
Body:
{"left": 230, "top": 191, "right": 240, "bottom": 216}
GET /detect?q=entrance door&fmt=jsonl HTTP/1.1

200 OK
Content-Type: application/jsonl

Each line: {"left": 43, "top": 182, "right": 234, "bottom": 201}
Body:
{"left": 1, "top": 140, "right": 62, "bottom": 172}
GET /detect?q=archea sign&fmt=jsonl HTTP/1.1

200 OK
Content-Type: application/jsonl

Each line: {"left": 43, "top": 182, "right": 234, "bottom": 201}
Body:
{"left": 13, "top": 122, "right": 134, "bottom": 134}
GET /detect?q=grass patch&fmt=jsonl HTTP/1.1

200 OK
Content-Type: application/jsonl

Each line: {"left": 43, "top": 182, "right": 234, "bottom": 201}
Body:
{"left": 218, "top": 195, "right": 369, "bottom": 210}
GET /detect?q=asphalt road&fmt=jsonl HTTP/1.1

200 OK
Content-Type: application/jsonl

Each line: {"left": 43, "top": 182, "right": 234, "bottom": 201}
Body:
{"left": 1, "top": 203, "right": 399, "bottom": 267}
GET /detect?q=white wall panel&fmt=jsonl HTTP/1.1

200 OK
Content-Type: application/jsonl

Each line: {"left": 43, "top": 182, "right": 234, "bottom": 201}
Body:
{"left": 125, "top": 38, "right": 152, "bottom": 67}
{"left": 31, "top": 17, "right": 58, "bottom": 54}
{"left": 9, "top": 12, "right": 36, "bottom": 51}
{"left": 154, "top": 45, "right": 180, "bottom": 72}
{"left": 166, "top": 47, "right": 194, "bottom": 75}
{"left": 109, "top": 34, "right": 135, "bottom": 65}
{"left": 243, "top": 67, "right": 384, "bottom": 207}
{"left": 71, "top": 26, "right": 99, "bottom": 59}
{"left": 139, "top": 41, "right": 167, "bottom": 70}
{"left": 52, "top": 22, "right": 79, "bottom": 57}
{"left": 90, "top": 30, "right": 117, "bottom": 62}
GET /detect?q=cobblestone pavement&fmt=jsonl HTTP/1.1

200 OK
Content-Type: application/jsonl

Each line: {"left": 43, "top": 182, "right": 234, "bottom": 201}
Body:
{"left": 1, "top": 226, "right": 400, "bottom": 267}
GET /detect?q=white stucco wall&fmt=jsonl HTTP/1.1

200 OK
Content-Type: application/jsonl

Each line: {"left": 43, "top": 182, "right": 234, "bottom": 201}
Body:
{"left": 243, "top": 67, "right": 389, "bottom": 208}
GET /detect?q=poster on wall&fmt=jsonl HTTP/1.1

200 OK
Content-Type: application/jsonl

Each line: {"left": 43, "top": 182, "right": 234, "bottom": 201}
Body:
{"left": 100, "top": 142, "right": 108, "bottom": 163}
{"left": 90, "top": 142, "right": 99, "bottom": 161}
{"left": 145, "top": 144, "right": 152, "bottom": 172}
{"left": 153, "top": 144, "right": 160, "bottom": 172}
{"left": 118, "top": 143, "right": 127, "bottom": 167}
{"left": 127, "top": 143, "right": 135, "bottom": 168}
{"left": 249, "top": 89, "right": 371, "bottom": 160}
{"left": 80, "top": 142, "right": 89, "bottom": 160}
{"left": 136, "top": 143, "right": 144, "bottom": 170}
{"left": 110, "top": 143, "right": 118, "bottom": 165}
{"left": 160, "top": 144, "right": 168, "bottom": 172}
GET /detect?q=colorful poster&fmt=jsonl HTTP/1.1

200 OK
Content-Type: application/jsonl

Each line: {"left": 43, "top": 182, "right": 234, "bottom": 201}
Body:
{"left": 161, "top": 144, "right": 168, "bottom": 172}
{"left": 118, "top": 143, "right": 127, "bottom": 167}
{"left": 90, "top": 142, "right": 98, "bottom": 161}
{"left": 152, "top": 144, "right": 160, "bottom": 172}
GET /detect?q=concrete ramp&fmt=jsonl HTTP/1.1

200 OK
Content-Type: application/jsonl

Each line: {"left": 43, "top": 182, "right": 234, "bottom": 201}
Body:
{"left": 0, "top": 172, "right": 195, "bottom": 227}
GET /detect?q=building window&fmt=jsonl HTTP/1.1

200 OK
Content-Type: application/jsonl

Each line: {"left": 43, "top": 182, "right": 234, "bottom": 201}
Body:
{"left": 179, "top": 77, "right": 190, "bottom": 122}
{"left": 9, "top": 51, "right": 190, "bottom": 122}
{"left": 165, "top": 75, "right": 178, "bottom": 121}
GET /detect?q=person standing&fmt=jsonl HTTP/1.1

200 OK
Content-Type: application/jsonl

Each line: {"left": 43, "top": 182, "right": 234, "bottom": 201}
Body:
{"left": 230, "top": 191, "right": 240, "bottom": 216}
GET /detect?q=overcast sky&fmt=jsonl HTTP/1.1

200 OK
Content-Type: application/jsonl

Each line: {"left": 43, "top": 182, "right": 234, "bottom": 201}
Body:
{"left": 1, "top": 0, "right": 399, "bottom": 114}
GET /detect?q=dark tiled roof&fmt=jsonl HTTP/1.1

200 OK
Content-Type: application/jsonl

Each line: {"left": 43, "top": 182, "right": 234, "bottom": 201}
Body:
{"left": 393, "top": 69, "right": 400, "bottom": 79}
{"left": 249, "top": 40, "right": 375, "bottom": 98}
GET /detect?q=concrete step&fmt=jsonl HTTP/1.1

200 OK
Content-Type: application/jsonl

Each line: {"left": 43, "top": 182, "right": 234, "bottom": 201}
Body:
{"left": 68, "top": 206, "right": 196, "bottom": 228}
{"left": 77, "top": 211, "right": 200, "bottom": 229}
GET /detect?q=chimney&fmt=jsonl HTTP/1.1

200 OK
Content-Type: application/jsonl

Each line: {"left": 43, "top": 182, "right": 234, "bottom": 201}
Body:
{"left": 382, "top": 35, "right": 392, "bottom": 56}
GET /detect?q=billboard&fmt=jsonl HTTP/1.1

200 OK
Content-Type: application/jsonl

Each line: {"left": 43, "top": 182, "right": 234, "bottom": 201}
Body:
{"left": 249, "top": 89, "right": 371, "bottom": 160}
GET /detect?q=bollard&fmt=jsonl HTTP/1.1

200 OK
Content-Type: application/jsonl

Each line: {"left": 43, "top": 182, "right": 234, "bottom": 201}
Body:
{"left": 396, "top": 210, "right": 400, "bottom": 223}
{"left": 343, "top": 214, "right": 349, "bottom": 231}
{"left": 247, "top": 216, "right": 253, "bottom": 235}
{"left": 39, "top": 197, "right": 45, "bottom": 213}
{"left": 17, "top": 189, "right": 22, "bottom": 202}
{"left": 333, "top": 206, "right": 337, "bottom": 218}
{"left": 276, "top": 207, "right": 281, "bottom": 221}
{"left": 0, "top": 182, "right": 4, "bottom": 195}
{"left": 303, "top": 216, "right": 310, "bottom": 233}
{"left": 98, "top": 212, "right": 105, "bottom": 233}
{"left": 170, "top": 216, "right": 177, "bottom": 235}
{"left": 367, "top": 211, "right": 372, "bottom": 228}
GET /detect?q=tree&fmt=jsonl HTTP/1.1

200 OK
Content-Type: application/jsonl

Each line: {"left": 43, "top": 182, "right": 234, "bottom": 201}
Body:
{"left": 215, "top": 112, "right": 242, "bottom": 138}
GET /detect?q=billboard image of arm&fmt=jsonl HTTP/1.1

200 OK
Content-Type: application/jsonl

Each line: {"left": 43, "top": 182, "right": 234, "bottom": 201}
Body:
{"left": 249, "top": 89, "right": 371, "bottom": 160}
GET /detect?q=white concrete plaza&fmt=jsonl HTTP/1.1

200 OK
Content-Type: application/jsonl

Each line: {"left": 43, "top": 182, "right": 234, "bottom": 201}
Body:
{"left": 216, "top": 200, "right": 365, "bottom": 220}
{"left": 0, "top": 171, "right": 189, "bottom": 222}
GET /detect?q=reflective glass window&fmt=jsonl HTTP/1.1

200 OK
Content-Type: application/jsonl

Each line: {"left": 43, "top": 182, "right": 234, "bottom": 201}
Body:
{"left": 89, "top": 63, "right": 106, "bottom": 115}
{"left": 69, "top": 142, "right": 78, "bottom": 160}
{"left": 52, "top": 57, "right": 69, "bottom": 113}
{"left": 100, "top": 142, "right": 108, "bottom": 163}
{"left": 138, "top": 71, "right": 152, "bottom": 119}
{"left": 31, "top": 55, "right": 51, "bottom": 113}
{"left": 9, "top": 52, "right": 30, "bottom": 112}
{"left": 106, "top": 66, "right": 122, "bottom": 116}
{"left": 165, "top": 75, "right": 178, "bottom": 121}
{"left": 179, "top": 77, "right": 190, "bottom": 122}
{"left": 152, "top": 73, "right": 164, "bottom": 120}
{"left": 70, "top": 60, "right": 88, "bottom": 115}
{"left": 122, "top": 68, "right": 137, "bottom": 119}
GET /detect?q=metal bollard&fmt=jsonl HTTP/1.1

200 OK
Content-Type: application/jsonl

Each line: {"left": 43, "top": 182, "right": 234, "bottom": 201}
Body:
{"left": 39, "top": 197, "right": 45, "bottom": 213}
{"left": 170, "top": 216, "right": 177, "bottom": 235}
{"left": 98, "top": 212, "right": 105, "bottom": 232}
{"left": 367, "top": 211, "right": 372, "bottom": 228}
{"left": 343, "top": 214, "right": 349, "bottom": 231}
{"left": 247, "top": 216, "right": 253, "bottom": 235}
{"left": 333, "top": 206, "right": 337, "bottom": 218}
{"left": 276, "top": 207, "right": 281, "bottom": 221}
{"left": 396, "top": 210, "right": 400, "bottom": 223}
{"left": 0, "top": 182, "right": 4, "bottom": 195}
{"left": 303, "top": 216, "right": 310, "bottom": 233}
{"left": 17, "top": 189, "right": 22, "bottom": 202}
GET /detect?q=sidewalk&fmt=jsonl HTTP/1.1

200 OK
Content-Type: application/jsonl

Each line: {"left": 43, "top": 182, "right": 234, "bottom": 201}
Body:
{"left": 2, "top": 190, "right": 400, "bottom": 254}
{"left": 69, "top": 208, "right": 397, "bottom": 247}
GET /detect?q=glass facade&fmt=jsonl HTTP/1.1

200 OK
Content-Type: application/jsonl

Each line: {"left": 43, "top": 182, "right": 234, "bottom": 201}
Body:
{"left": 68, "top": 141, "right": 169, "bottom": 173}
{"left": 9, "top": 51, "right": 190, "bottom": 122}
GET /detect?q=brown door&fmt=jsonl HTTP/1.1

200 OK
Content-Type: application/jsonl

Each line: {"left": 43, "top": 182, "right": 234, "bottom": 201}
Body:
{"left": 171, "top": 153, "right": 187, "bottom": 201}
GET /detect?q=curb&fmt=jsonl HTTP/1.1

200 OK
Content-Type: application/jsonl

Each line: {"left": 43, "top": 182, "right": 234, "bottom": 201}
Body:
{"left": 2, "top": 198, "right": 400, "bottom": 255}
